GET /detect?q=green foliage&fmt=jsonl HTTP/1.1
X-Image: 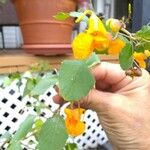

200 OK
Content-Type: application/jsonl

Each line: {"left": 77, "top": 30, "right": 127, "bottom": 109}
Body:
{"left": 8, "top": 141, "right": 22, "bottom": 150}
{"left": 23, "top": 78, "right": 37, "bottom": 97}
{"left": 119, "top": 40, "right": 133, "bottom": 70}
{"left": 11, "top": 115, "right": 35, "bottom": 143}
{"left": 38, "top": 115, "right": 68, "bottom": 150}
{"left": 3, "top": 72, "right": 21, "bottom": 87}
{"left": 34, "top": 119, "right": 44, "bottom": 140}
{"left": 53, "top": 12, "right": 70, "bottom": 21}
{"left": 54, "top": 11, "right": 88, "bottom": 22}
{"left": 7, "top": 115, "right": 35, "bottom": 150}
{"left": 30, "top": 61, "right": 51, "bottom": 73}
{"left": 65, "top": 143, "right": 78, "bottom": 150}
{"left": 23, "top": 74, "right": 57, "bottom": 98}
{"left": 69, "top": 11, "right": 88, "bottom": 22}
{"left": 58, "top": 60, "right": 95, "bottom": 101}
{"left": 135, "top": 41, "right": 150, "bottom": 52}
{"left": 136, "top": 25, "right": 150, "bottom": 40}
{"left": 135, "top": 26, "right": 150, "bottom": 52}
{"left": 85, "top": 52, "right": 100, "bottom": 67}
{"left": 30, "top": 74, "right": 58, "bottom": 96}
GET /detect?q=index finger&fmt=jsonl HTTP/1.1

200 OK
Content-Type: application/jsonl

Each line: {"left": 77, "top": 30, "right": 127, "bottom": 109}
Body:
{"left": 92, "top": 62, "right": 126, "bottom": 85}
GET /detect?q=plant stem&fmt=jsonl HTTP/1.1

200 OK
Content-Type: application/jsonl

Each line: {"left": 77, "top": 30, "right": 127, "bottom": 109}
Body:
{"left": 121, "top": 28, "right": 137, "bottom": 40}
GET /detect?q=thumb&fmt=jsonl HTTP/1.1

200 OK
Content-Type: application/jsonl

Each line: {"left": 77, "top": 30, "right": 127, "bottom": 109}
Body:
{"left": 81, "top": 88, "right": 117, "bottom": 112}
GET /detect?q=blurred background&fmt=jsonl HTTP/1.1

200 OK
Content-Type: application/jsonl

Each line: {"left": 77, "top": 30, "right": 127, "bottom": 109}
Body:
{"left": 0, "top": 0, "right": 150, "bottom": 50}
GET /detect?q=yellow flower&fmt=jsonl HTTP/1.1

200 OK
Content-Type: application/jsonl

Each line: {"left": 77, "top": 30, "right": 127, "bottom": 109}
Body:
{"left": 72, "top": 32, "right": 94, "bottom": 59}
{"left": 108, "top": 38, "right": 125, "bottom": 55}
{"left": 72, "top": 11, "right": 125, "bottom": 59}
{"left": 64, "top": 108, "right": 85, "bottom": 136}
{"left": 87, "top": 12, "right": 107, "bottom": 35}
{"left": 133, "top": 52, "right": 146, "bottom": 68}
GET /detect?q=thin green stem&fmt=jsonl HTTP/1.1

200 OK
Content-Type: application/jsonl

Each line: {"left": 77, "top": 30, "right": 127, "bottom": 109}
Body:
{"left": 121, "top": 28, "right": 137, "bottom": 40}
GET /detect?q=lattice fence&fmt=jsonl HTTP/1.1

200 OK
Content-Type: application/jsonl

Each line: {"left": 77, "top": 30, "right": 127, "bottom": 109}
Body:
{"left": 0, "top": 73, "right": 110, "bottom": 150}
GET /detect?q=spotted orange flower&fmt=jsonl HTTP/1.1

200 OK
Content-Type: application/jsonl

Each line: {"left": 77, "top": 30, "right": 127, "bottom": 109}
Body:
{"left": 133, "top": 52, "right": 146, "bottom": 68}
{"left": 64, "top": 108, "right": 85, "bottom": 136}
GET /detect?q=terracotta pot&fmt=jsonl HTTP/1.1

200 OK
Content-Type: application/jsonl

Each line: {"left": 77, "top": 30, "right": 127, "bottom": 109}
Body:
{"left": 12, "top": 0, "right": 77, "bottom": 55}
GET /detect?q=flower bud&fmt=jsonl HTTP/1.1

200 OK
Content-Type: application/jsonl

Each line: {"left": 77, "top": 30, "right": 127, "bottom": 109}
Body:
{"left": 106, "top": 18, "right": 122, "bottom": 32}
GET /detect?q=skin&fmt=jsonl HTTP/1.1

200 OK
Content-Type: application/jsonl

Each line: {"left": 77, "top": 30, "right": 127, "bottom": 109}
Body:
{"left": 53, "top": 62, "right": 150, "bottom": 150}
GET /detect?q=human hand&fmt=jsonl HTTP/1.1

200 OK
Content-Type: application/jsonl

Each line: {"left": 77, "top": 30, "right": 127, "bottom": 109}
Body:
{"left": 53, "top": 62, "right": 150, "bottom": 150}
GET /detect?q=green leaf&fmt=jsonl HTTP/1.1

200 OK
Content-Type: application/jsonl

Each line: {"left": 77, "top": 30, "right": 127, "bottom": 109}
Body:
{"left": 31, "top": 74, "right": 58, "bottom": 96}
{"left": 38, "top": 115, "right": 68, "bottom": 150}
{"left": 30, "top": 61, "right": 51, "bottom": 72}
{"left": 8, "top": 141, "right": 22, "bottom": 150}
{"left": 58, "top": 60, "right": 95, "bottom": 101}
{"left": 119, "top": 40, "right": 133, "bottom": 70}
{"left": 23, "top": 78, "right": 37, "bottom": 97}
{"left": 53, "top": 12, "right": 70, "bottom": 21}
{"left": 8, "top": 72, "right": 21, "bottom": 80}
{"left": 136, "top": 25, "right": 150, "bottom": 40}
{"left": 135, "top": 42, "right": 150, "bottom": 52}
{"left": 11, "top": 115, "right": 35, "bottom": 143}
{"left": 65, "top": 143, "right": 78, "bottom": 150}
{"left": 69, "top": 11, "right": 88, "bottom": 22}
{"left": 3, "top": 72, "right": 21, "bottom": 87}
{"left": 85, "top": 53, "right": 100, "bottom": 68}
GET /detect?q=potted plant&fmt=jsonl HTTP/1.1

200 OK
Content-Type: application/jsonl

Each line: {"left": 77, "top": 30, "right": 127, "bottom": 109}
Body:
{"left": 0, "top": 9, "right": 150, "bottom": 150}
{"left": 7, "top": 0, "right": 77, "bottom": 55}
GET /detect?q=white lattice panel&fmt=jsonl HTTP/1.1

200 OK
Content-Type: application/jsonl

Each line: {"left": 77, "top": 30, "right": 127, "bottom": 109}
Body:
{"left": 0, "top": 74, "right": 109, "bottom": 150}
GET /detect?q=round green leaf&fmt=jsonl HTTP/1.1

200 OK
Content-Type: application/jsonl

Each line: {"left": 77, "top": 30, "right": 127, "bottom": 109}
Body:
{"left": 38, "top": 115, "right": 68, "bottom": 150}
{"left": 58, "top": 60, "right": 95, "bottom": 101}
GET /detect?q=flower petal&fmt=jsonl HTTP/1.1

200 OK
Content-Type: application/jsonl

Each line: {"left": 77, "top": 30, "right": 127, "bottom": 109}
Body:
{"left": 72, "top": 32, "right": 94, "bottom": 59}
{"left": 64, "top": 108, "right": 85, "bottom": 136}
{"left": 93, "top": 32, "right": 111, "bottom": 51}
{"left": 108, "top": 39, "right": 125, "bottom": 55}
{"left": 87, "top": 12, "right": 107, "bottom": 34}
{"left": 134, "top": 52, "right": 147, "bottom": 68}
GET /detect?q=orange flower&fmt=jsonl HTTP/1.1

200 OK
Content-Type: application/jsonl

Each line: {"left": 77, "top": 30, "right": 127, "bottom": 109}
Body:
{"left": 93, "top": 32, "right": 110, "bottom": 51}
{"left": 72, "top": 32, "right": 94, "bottom": 59}
{"left": 108, "top": 38, "right": 125, "bottom": 55}
{"left": 64, "top": 108, "right": 85, "bottom": 136}
{"left": 133, "top": 52, "right": 146, "bottom": 68}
